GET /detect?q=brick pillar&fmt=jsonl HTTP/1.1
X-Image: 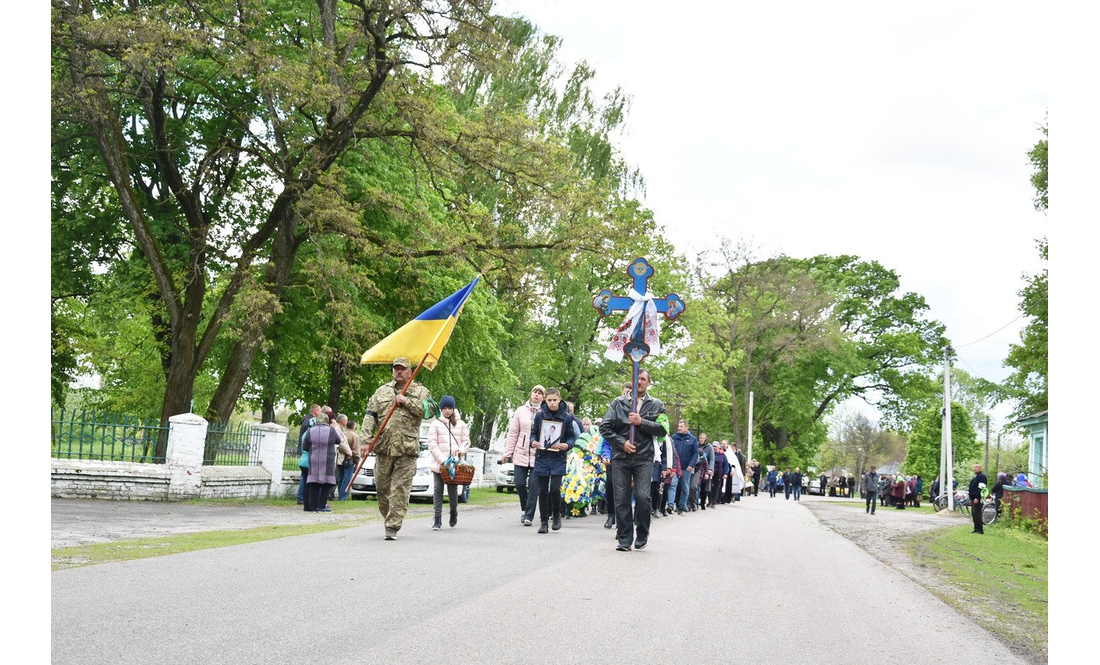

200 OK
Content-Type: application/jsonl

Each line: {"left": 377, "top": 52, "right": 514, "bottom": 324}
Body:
{"left": 167, "top": 413, "right": 207, "bottom": 499}
{"left": 254, "top": 421, "right": 289, "bottom": 496}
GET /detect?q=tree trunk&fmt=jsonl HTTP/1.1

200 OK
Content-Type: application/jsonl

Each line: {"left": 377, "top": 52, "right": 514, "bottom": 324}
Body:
{"left": 326, "top": 353, "right": 348, "bottom": 414}
{"left": 156, "top": 345, "right": 197, "bottom": 459}
{"left": 205, "top": 212, "right": 300, "bottom": 424}
{"left": 260, "top": 345, "right": 279, "bottom": 424}
{"left": 728, "top": 368, "right": 743, "bottom": 447}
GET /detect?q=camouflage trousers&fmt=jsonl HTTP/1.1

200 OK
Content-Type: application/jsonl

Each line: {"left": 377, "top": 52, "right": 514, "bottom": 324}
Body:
{"left": 375, "top": 452, "right": 418, "bottom": 532}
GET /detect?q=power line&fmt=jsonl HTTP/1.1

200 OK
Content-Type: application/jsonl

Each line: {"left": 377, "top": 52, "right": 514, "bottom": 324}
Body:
{"left": 955, "top": 295, "right": 1047, "bottom": 349}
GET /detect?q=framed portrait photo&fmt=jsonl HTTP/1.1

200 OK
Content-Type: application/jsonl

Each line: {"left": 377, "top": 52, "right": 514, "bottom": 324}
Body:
{"left": 539, "top": 420, "right": 563, "bottom": 449}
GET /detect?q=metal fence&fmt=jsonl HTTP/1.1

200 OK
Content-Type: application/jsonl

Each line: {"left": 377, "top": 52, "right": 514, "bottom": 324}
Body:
{"left": 284, "top": 430, "right": 302, "bottom": 471}
{"left": 203, "top": 421, "right": 263, "bottom": 466}
{"left": 51, "top": 409, "right": 168, "bottom": 463}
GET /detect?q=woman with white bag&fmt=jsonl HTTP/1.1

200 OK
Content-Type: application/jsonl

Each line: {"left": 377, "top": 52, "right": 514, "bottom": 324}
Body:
{"left": 428, "top": 395, "right": 471, "bottom": 530}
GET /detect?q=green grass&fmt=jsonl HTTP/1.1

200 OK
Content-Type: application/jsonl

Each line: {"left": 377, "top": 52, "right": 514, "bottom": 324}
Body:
{"left": 906, "top": 524, "right": 1047, "bottom": 658}
{"left": 51, "top": 522, "right": 363, "bottom": 571}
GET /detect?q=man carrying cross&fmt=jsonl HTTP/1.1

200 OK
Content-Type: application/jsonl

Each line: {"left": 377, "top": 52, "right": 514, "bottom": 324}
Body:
{"left": 600, "top": 368, "right": 667, "bottom": 551}
{"left": 593, "top": 257, "right": 684, "bottom": 551}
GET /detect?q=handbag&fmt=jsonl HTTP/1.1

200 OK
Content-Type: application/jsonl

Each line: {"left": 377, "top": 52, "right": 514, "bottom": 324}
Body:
{"left": 298, "top": 450, "right": 310, "bottom": 469}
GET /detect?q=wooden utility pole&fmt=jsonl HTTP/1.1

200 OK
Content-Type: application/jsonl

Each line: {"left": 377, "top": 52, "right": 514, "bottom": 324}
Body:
{"left": 942, "top": 346, "right": 954, "bottom": 510}
{"left": 984, "top": 415, "right": 990, "bottom": 471}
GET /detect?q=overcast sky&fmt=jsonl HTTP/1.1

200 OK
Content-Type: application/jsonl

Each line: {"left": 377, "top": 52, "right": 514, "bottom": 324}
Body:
{"left": 497, "top": 0, "right": 1048, "bottom": 430}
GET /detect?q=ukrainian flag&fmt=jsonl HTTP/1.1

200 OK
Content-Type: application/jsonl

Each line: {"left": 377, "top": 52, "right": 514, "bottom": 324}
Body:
{"left": 359, "top": 276, "right": 480, "bottom": 370}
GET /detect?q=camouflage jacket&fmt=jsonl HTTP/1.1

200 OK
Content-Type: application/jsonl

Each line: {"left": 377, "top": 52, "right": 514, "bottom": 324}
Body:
{"left": 362, "top": 380, "right": 432, "bottom": 457}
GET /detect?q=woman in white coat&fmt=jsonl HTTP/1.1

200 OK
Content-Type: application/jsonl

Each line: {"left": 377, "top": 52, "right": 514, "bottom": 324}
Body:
{"left": 428, "top": 395, "right": 471, "bottom": 530}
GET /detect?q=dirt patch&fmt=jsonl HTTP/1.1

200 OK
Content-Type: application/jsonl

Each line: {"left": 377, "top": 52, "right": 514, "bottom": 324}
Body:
{"left": 803, "top": 501, "right": 1045, "bottom": 664}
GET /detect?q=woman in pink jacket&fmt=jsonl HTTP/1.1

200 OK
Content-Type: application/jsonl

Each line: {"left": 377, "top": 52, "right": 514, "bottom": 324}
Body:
{"left": 429, "top": 395, "right": 471, "bottom": 530}
{"left": 502, "top": 385, "right": 544, "bottom": 526}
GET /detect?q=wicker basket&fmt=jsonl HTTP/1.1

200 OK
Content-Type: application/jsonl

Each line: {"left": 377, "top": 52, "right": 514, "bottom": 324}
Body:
{"left": 441, "top": 462, "right": 475, "bottom": 485}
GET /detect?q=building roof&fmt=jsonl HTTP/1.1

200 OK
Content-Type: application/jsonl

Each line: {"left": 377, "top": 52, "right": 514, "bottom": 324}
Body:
{"left": 1017, "top": 410, "right": 1049, "bottom": 426}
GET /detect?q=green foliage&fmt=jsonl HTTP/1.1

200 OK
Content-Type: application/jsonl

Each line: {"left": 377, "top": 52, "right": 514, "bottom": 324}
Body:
{"left": 1027, "top": 123, "right": 1048, "bottom": 212}
{"left": 1002, "top": 238, "right": 1047, "bottom": 419}
{"left": 902, "top": 402, "right": 978, "bottom": 481}
{"left": 1000, "top": 502, "right": 1048, "bottom": 538}
{"left": 999, "top": 121, "right": 1048, "bottom": 419}
{"left": 686, "top": 244, "right": 947, "bottom": 468}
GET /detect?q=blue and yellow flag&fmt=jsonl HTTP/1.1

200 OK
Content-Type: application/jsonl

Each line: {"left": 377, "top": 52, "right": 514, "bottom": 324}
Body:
{"left": 359, "top": 276, "right": 480, "bottom": 370}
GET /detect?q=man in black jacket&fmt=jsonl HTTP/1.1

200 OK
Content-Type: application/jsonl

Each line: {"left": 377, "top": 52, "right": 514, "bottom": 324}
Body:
{"left": 600, "top": 369, "right": 667, "bottom": 552}
{"left": 969, "top": 463, "right": 988, "bottom": 534}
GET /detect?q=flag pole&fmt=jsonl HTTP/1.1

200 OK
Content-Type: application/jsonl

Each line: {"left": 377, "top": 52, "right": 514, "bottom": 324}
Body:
{"left": 342, "top": 350, "right": 433, "bottom": 495}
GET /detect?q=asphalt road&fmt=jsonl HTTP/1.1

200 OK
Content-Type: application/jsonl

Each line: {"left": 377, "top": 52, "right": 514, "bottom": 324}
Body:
{"left": 51, "top": 496, "right": 1025, "bottom": 664}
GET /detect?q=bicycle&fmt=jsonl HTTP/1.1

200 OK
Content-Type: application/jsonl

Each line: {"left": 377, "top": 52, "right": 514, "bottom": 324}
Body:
{"left": 981, "top": 496, "right": 999, "bottom": 525}
{"left": 932, "top": 490, "right": 971, "bottom": 514}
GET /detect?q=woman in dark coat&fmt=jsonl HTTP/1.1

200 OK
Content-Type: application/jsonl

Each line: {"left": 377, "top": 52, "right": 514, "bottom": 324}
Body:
{"left": 304, "top": 414, "right": 342, "bottom": 513}
{"left": 530, "top": 389, "right": 577, "bottom": 533}
{"left": 992, "top": 472, "right": 1008, "bottom": 515}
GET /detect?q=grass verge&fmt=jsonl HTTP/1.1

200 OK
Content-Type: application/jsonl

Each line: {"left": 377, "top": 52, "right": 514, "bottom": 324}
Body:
{"left": 905, "top": 524, "right": 1047, "bottom": 661}
{"left": 52, "top": 521, "right": 364, "bottom": 571}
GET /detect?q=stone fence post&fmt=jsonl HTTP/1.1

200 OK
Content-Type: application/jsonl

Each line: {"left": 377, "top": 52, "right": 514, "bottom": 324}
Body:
{"left": 254, "top": 421, "right": 289, "bottom": 496}
{"left": 167, "top": 413, "right": 207, "bottom": 499}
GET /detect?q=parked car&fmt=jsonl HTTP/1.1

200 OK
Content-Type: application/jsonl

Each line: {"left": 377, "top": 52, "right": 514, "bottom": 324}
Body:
{"left": 495, "top": 460, "right": 516, "bottom": 492}
{"left": 805, "top": 476, "right": 826, "bottom": 496}
{"left": 349, "top": 423, "right": 435, "bottom": 501}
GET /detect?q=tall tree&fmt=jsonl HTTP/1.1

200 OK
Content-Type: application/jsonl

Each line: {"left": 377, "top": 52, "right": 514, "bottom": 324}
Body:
{"left": 1002, "top": 121, "right": 1048, "bottom": 418}
{"left": 53, "top": 0, "right": 504, "bottom": 450}
{"left": 1002, "top": 238, "right": 1048, "bottom": 418}
{"left": 686, "top": 246, "right": 947, "bottom": 467}
{"left": 903, "top": 402, "right": 978, "bottom": 482}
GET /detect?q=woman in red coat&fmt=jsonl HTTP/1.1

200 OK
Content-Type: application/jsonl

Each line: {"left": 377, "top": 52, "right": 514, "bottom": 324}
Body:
{"left": 891, "top": 476, "right": 907, "bottom": 509}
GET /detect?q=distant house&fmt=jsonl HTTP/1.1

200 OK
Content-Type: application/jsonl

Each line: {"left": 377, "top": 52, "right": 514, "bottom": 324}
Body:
{"left": 1016, "top": 410, "right": 1048, "bottom": 488}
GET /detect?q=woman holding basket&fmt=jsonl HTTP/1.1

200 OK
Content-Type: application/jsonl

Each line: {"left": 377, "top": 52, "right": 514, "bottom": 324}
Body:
{"left": 428, "top": 395, "right": 471, "bottom": 530}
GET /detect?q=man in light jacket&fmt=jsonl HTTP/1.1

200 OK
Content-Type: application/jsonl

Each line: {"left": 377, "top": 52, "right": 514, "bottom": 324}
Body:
{"left": 861, "top": 466, "right": 879, "bottom": 514}
{"left": 502, "top": 385, "right": 544, "bottom": 526}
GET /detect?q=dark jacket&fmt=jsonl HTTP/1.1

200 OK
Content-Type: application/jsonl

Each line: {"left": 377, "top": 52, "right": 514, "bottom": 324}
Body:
{"left": 662, "top": 445, "right": 682, "bottom": 485}
{"left": 599, "top": 392, "right": 667, "bottom": 463}
{"left": 297, "top": 415, "right": 317, "bottom": 455}
{"left": 670, "top": 431, "right": 699, "bottom": 471}
{"left": 713, "top": 451, "right": 730, "bottom": 478}
{"left": 531, "top": 402, "right": 577, "bottom": 477}
{"left": 860, "top": 471, "right": 879, "bottom": 494}
{"left": 969, "top": 471, "right": 988, "bottom": 502}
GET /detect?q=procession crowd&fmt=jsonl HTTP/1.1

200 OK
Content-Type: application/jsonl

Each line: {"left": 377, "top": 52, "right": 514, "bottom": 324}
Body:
{"left": 295, "top": 356, "right": 1032, "bottom": 550}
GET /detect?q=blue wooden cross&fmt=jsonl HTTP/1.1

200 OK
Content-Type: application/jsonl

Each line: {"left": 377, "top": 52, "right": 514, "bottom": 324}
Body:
{"left": 593, "top": 257, "right": 685, "bottom": 444}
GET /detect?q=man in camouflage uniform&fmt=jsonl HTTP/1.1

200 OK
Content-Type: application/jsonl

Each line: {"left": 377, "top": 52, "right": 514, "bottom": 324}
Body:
{"left": 362, "top": 357, "right": 432, "bottom": 540}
